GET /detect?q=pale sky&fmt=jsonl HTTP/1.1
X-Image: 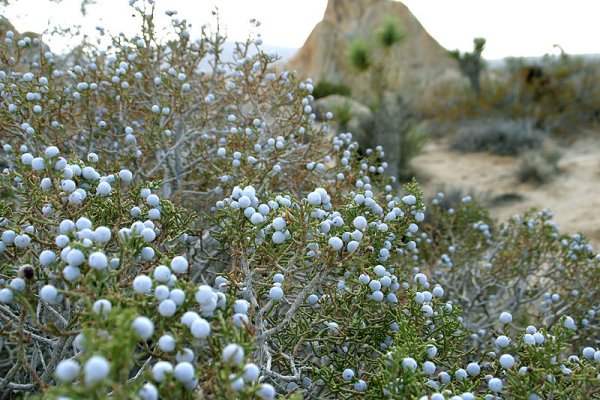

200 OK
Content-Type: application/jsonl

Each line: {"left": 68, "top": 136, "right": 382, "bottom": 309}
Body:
{"left": 2, "top": 0, "right": 600, "bottom": 59}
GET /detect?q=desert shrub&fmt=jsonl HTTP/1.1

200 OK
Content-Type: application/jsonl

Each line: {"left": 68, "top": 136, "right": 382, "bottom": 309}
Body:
{"left": 372, "top": 101, "right": 429, "bottom": 182}
{"left": 312, "top": 81, "right": 352, "bottom": 100}
{"left": 0, "top": 2, "right": 598, "bottom": 399}
{"left": 422, "top": 52, "right": 600, "bottom": 135}
{"left": 400, "top": 124, "right": 428, "bottom": 172}
{"left": 0, "top": 9, "right": 330, "bottom": 212}
{"left": 452, "top": 118, "right": 543, "bottom": 155}
{"left": 331, "top": 98, "right": 353, "bottom": 127}
{"left": 518, "top": 141, "right": 562, "bottom": 184}
{"left": 420, "top": 194, "right": 599, "bottom": 343}
{"left": 503, "top": 53, "right": 600, "bottom": 133}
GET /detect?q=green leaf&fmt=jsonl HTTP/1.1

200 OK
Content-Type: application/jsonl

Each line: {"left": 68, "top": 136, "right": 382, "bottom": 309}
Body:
{"left": 376, "top": 17, "right": 405, "bottom": 48}
{"left": 347, "top": 38, "right": 372, "bottom": 72}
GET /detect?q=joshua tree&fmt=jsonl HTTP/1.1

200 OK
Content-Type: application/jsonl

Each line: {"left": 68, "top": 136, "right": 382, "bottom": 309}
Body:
{"left": 450, "top": 37, "right": 486, "bottom": 97}
{"left": 346, "top": 17, "right": 427, "bottom": 182}
{"left": 347, "top": 16, "right": 405, "bottom": 106}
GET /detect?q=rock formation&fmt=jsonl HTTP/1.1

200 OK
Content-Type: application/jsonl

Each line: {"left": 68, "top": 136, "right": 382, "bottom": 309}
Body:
{"left": 0, "top": 16, "right": 48, "bottom": 70}
{"left": 287, "top": 0, "right": 461, "bottom": 102}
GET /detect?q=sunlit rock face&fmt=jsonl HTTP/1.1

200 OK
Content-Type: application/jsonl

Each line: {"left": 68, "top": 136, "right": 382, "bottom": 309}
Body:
{"left": 287, "top": 0, "right": 461, "bottom": 102}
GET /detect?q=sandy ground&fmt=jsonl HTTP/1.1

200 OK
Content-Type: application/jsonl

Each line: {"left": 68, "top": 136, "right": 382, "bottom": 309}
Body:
{"left": 413, "top": 135, "right": 600, "bottom": 246}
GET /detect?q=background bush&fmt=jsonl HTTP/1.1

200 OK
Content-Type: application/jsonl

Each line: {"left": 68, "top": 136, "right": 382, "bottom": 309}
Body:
{"left": 420, "top": 52, "right": 600, "bottom": 137}
{"left": 312, "top": 81, "right": 352, "bottom": 100}
{"left": 517, "top": 141, "right": 562, "bottom": 184}
{"left": 451, "top": 118, "right": 543, "bottom": 156}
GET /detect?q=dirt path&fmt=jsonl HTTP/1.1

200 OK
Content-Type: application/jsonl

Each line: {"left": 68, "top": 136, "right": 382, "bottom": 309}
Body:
{"left": 413, "top": 136, "right": 600, "bottom": 246}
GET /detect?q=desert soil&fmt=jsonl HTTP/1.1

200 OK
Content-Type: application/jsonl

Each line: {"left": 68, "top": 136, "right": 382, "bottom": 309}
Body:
{"left": 413, "top": 134, "right": 600, "bottom": 246}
